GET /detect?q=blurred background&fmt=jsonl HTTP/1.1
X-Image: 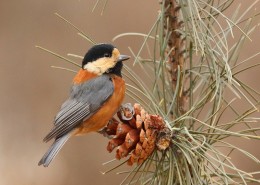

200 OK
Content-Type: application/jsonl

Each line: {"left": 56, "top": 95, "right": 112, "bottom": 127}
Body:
{"left": 0, "top": 0, "right": 259, "bottom": 185}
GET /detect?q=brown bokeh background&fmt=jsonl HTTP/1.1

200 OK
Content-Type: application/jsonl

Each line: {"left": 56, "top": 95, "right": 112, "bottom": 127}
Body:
{"left": 0, "top": 1, "right": 259, "bottom": 185}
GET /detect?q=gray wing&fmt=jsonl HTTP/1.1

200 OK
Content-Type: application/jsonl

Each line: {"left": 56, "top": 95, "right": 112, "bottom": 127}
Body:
{"left": 43, "top": 75, "right": 114, "bottom": 142}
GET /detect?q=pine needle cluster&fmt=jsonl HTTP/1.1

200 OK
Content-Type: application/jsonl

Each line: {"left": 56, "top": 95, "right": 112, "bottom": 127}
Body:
{"left": 37, "top": 1, "right": 260, "bottom": 184}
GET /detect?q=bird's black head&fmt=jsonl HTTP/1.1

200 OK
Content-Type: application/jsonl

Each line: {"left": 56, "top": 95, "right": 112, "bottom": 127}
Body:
{"left": 82, "top": 44, "right": 115, "bottom": 66}
{"left": 82, "top": 43, "right": 130, "bottom": 76}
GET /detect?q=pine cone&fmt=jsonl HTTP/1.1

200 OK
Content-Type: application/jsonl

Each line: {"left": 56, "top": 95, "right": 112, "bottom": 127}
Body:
{"left": 103, "top": 103, "right": 171, "bottom": 166}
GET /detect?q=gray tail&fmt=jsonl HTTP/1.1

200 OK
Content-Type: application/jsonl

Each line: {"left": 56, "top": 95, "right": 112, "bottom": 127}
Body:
{"left": 38, "top": 133, "right": 70, "bottom": 167}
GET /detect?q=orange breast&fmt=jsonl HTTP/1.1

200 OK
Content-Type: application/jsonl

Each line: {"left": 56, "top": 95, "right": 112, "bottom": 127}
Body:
{"left": 73, "top": 69, "right": 98, "bottom": 84}
{"left": 75, "top": 74, "right": 125, "bottom": 135}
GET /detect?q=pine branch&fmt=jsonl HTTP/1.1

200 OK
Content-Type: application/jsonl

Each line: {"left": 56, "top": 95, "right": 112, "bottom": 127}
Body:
{"left": 164, "top": 0, "right": 186, "bottom": 116}
{"left": 39, "top": 2, "right": 260, "bottom": 184}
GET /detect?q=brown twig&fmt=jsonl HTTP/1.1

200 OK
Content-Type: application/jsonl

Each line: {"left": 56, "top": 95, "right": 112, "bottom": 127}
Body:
{"left": 164, "top": 0, "right": 186, "bottom": 116}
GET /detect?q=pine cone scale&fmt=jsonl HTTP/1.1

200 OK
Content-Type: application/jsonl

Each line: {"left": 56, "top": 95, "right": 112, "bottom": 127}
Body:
{"left": 104, "top": 103, "right": 171, "bottom": 166}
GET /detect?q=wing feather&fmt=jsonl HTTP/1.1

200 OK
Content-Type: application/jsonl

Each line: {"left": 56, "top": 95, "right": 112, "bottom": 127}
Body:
{"left": 43, "top": 75, "right": 114, "bottom": 142}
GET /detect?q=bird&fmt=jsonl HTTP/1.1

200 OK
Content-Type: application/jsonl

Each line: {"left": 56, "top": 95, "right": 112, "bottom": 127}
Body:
{"left": 38, "top": 43, "right": 130, "bottom": 167}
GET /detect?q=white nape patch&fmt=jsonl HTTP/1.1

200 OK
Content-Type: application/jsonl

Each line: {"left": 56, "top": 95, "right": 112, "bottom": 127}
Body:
{"left": 83, "top": 62, "right": 103, "bottom": 75}
{"left": 83, "top": 57, "right": 116, "bottom": 75}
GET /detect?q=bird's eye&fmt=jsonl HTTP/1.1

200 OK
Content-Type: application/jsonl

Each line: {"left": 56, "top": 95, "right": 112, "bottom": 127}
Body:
{"left": 104, "top": 53, "right": 110, "bottom": 57}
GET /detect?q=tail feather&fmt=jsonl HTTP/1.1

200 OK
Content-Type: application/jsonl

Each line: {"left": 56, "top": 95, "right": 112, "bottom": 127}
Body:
{"left": 38, "top": 133, "right": 71, "bottom": 167}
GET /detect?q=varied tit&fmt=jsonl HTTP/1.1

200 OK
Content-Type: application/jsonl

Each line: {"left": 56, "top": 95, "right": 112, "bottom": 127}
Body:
{"left": 38, "top": 43, "right": 130, "bottom": 167}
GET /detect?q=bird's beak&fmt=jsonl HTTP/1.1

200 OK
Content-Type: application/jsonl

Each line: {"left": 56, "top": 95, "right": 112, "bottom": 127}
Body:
{"left": 117, "top": 55, "right": 130, "bottom": 62}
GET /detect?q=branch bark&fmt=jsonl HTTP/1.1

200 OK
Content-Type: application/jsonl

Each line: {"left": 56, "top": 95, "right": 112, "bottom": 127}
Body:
{"left": 164, "top": 0, "right": 186, "bottom": 116}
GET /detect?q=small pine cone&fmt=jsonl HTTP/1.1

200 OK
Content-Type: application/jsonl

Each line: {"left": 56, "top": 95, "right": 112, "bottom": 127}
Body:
{"left": 105, "top": 103, "right": 171, "bottom": 166}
